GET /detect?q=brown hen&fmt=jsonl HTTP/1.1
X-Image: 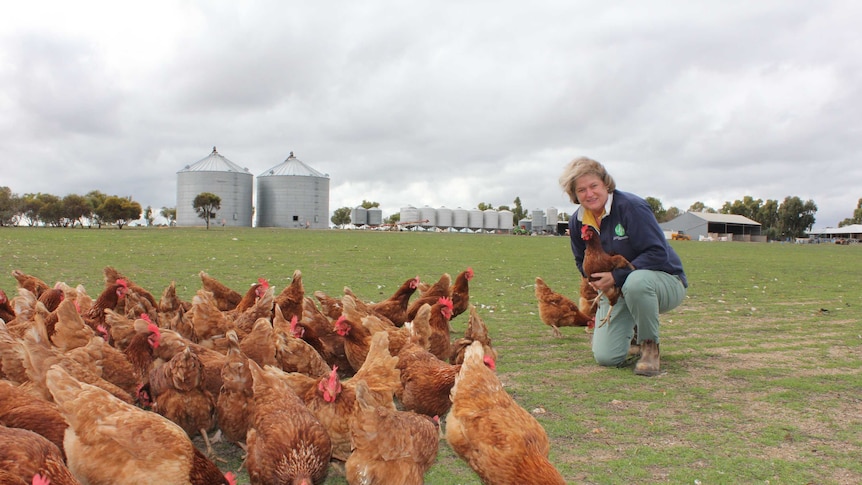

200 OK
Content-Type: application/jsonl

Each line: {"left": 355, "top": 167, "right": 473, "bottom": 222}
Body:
{"left": 445, "top": 341, "right": 566, "bottom": 485}
{"left": 246, "top": 361, "right": 332, "bottom": 485}
{"left": 46, "top": 365, "right": 235, "bottom": 485}
{"left": 534, "top": 276, "right": 594, "bottom": 337}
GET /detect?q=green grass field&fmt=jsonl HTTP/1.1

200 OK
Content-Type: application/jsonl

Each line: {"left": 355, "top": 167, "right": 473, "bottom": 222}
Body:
{"left": 2, "top": 227, "right": 861, "bottom": 484}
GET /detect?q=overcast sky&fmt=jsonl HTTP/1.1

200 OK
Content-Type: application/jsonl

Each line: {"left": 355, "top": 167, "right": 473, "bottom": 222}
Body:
{"left": 2, "top": 1, "right": 860, "bottom": 228}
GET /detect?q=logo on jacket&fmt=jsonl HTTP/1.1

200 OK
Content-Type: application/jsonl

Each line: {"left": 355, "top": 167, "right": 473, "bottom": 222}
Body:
{"left": 615, "top": 224, "right": 625, "bottom": 237}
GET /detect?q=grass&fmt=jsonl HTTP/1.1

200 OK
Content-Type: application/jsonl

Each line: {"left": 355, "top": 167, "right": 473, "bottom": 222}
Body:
{"left": 2, "top": 227, "right": 861, "bottom": 484}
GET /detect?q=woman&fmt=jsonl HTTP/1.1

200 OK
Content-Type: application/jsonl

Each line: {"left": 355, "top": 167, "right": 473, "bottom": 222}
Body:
{"left": 559, "top": 157, "right": 687, "bottom": 376}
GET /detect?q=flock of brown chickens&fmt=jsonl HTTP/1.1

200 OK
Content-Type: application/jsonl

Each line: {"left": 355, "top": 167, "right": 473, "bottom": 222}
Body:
{"left": 0, "top": 265, "right": 567, "bottom": 485}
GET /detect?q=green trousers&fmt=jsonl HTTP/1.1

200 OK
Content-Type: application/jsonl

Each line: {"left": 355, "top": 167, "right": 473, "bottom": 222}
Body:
{"left": 591, "top": 269, "right": 686, "bottom": 367}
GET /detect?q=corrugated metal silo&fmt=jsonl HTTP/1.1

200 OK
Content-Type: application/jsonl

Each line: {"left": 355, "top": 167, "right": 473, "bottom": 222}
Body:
{"left": 546, "top": 207, "right": 559, "bottom": 231}
{"left": 468, "top": 209, "right": 483, "bottom": 231}
{"left": 419, "top": 206, "right": 437, "bottom": 229}
{"left": 176, "top": 147, "right": 253, "bottom": 227}
{"left": 519, "top": 219, "right": 532, "bottom": 232}
{"left": 436, "top": 207, "right": 453, "bottom": 230}
{"left": 498, "top": 209, "right": 514, "bottom": 232}
{"left": 452, "top": 208, "right": 469, "bottom": 230}
{"left": 483, "top": 209, "right": 499, "bottom": 231}
{"left": 532, "top": 209, "right": 546, "bottom": 232}
{"left": 351, "top": 207, "right": 368, "bottom": 226}
{"left": 400, "top": 206, "right": 420, "bottom": 225}
{"left": 367, "top": 208, "right": 383, "bottom": 226}
{"left": 256, "top": 152, "right": 330, "bottom": 229}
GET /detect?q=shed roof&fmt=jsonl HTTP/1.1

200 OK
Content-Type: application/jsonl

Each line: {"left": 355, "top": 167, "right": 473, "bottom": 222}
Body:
{"left": 807, "top": 224, "right": 862, "bottom": 236}
{"left": 259, "top": 152, "right": 328, "bottom": 178}
{"left": 178, "top": 147, "right": 250, "bottom": 173}
{"left": 685, "top": 212, "right": 761, "bottom": 226}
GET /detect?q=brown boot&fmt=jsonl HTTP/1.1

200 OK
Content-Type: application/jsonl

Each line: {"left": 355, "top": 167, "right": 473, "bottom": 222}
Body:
{"left": 634, "top": 340, "right": 661, "bottom": 376}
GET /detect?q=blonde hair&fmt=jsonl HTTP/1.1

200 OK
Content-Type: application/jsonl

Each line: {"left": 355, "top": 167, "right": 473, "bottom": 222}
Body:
{"left": 558, "top": 157, "right": 616, "bottom": 204}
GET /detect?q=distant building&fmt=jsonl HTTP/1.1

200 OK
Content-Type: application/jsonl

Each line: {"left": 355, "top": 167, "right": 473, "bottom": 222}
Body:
{"left": 659, "top": 212, "right": 764, "bottom": 242}
{"left": 256, "top": 152, "right": 330, "bottom": 229}
{"left": 806, "top": 224, "right": 862, "bottom": 241}
{"left": 176, "top": 147, "right": 253, "bottom": 227}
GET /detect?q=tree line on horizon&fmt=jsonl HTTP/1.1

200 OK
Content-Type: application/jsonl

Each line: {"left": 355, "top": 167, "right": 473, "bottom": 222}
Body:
{"left": 0, "top": 187, "right": 175, "bottom": 229}
{"left": 3, "top": 186, "right": 860, "bottom": 239}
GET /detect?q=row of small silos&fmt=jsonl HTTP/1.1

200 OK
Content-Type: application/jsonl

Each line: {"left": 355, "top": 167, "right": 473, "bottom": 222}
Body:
{"left": 396, "top": 206, "right": 516, "bottom": 231}
{"left": 350, "top": 206, "right": 383, "bottom": 226}
{"left": 175, "top": 148, "right": 330, "bottom": 229}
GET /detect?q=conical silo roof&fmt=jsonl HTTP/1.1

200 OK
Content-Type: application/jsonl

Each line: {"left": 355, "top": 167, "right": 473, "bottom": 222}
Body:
{"left": 178, "top": 147, "right": 250, "bottom": 173}
{"left": 260, "top": 152, "right": 327, "bottom": 177}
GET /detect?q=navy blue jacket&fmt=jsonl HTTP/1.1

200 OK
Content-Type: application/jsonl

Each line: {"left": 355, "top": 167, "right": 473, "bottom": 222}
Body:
{"left": 568, "top": 190, "right": 688, "bottom": 288}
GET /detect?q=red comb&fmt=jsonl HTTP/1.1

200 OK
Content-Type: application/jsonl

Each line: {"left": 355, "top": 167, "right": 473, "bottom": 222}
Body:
{"left": 225, "top": 472, "right": 237, "bottom": 485}
{"left": 116, "top": 279, "right": 128, "bottom": 288}
{"left": 141, "top": 313, "right": 151, "bottom": 323}
{"left": 466, "top": 267, "right": 474, "bottom": 279}
{"left": 438, "top": 297, "right": 454, "bottom": 310}
{"left": 258, "top": 277, "right": 269, "bottom": 288}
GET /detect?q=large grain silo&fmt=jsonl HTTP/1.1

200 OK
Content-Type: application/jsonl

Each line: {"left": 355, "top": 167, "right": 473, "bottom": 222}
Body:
{"left": 498, "top": 209, "right": 514, "bottom": 232}
{"left": 437, "top": 207, "right": 453, "bottom": 231}
{"left": 400, "top": 206, "right": 421, "bottom": 226}
{"left": 176, "top": 147, "right": 253, "bottom": 227}
{"left": 350, "top": 206, "right": 368, "bottom": 227}
{"left": 419, "top": 206, "right": 437, "bottom": 229}
{"left": 483, "top": 209, "right": 499, "bottom": 232}
{"left": 532, "top": 209, "right": 546, "bottom": 233}
{"left": 452, "top": 208, "right": 469, "bottom": 231}
{"left": 256, "top": 152, "right": 330, "bottom": 229}
{"left": 546, "top": 207, "right": 559, "bottom": 232}
{"left": 468, "top": 209, "right": 483, "bottom": 232}
{"left": 367, "top": 208, "right": 383, "bottom": 227}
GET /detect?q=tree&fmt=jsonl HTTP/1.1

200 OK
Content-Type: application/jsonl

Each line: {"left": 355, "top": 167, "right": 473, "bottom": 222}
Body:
{"left": 756, "top": 199, "right": 780, "bottom": 240}
{"left": 664, "top": 206, "right": 681, "bottom": 222}
{"left": 0, "top": 187, "right": 19, "bottom": 226}
{"left": 86, "top": 191, "right": 108, "bottom": 228}
{"left": 777, "top": 196, "right": 817, "bottom": 240}
{"left": 385, "top": 212, "right": 400, "bottom": 225}
{"left": 96, "top": 196, "right": 142, "bottom": 229}
{"left": 688, "top": 201, "right": 715, "bottom": 213}
{"left": 160, "top": 207, "right": 177, "bottom": 226}
{"left": 511, "top": 197, "right": 527, "bottom": 225}
{"left": 19, "top": 193, "right": 44, "bottom": 226}
{"left": 721, "top": 196, "right": 763, "bottom": 221}
{"left": 645, "top": 197, "right": 666, "bottom": 222}
{"left": 35, "top": 194, "right": 63, "bottom": 227}
{"left": 331, "top": 207, "right": 351, "bottom": 228}
{"left": 144, "top": 206, "right": 154, "bottom": 226}
{"left": 63, "top": 194, "right": 93, "bottom": 228}
{"left": 193, "top": 192, "right": 221, "bottom": 229}
{"left": 477, "top": 202, "right": 495, "bottom": 211}
{"left": 838, "top": 198, "right": 862, "bottom": 227}
{"left": 360, "top": 200, "right": 380, "bottom": 209}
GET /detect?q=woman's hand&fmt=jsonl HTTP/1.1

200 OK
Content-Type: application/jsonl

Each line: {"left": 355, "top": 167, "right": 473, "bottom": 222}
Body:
{"left": 589, "top": 272, "right": 615, "bottom": 293}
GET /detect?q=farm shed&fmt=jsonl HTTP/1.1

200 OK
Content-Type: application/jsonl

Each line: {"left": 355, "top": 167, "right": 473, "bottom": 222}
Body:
{"left": 805, "top": 224, "right": 862, "bottom": 243}
{"left": 660, "top": 212, "right": 764, "bottom": 242}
